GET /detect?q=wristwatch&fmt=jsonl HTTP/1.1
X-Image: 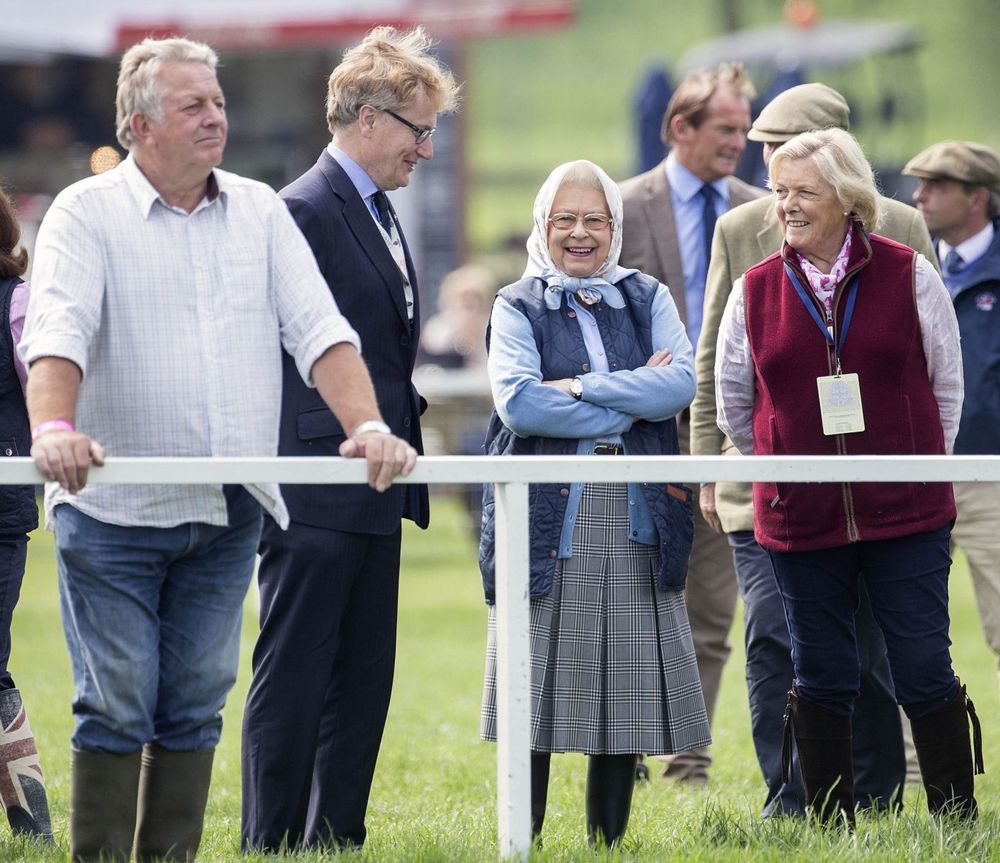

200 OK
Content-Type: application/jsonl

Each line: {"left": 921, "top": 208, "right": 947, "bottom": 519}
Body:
{"left": 569, "top": 377, "right": 583, "bottom": 400}
{"left": 351, "top": 419, "right": 392, "bottom": 437}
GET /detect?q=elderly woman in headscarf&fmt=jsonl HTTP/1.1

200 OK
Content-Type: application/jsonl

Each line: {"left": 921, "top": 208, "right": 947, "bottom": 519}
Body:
{"left": 478, "top": 159, "right": 709, "bottom": 848}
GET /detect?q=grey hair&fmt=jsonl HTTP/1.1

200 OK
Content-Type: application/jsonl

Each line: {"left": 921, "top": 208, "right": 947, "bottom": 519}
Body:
{"left": 325, "top": 26, "right": 459, "bottom": 132}
{"left": 556, "top": 160, "right": 605, "bottom": 194}
{"left": 116, "top": 37, "right": 219, "bottom": 150}
{"left": 768, "top": 128, "right": 883, "bottom": 231}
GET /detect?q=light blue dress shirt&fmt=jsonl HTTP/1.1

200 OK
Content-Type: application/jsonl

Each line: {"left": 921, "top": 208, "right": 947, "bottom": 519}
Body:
{"left": 488, "top": 279, "right": 695, "bottom": 557}
{"left": 665, "top": 151, "right": 729, "bottom": 352}
{"left": 326, "top": 143, "right": 383, "bottom": 226}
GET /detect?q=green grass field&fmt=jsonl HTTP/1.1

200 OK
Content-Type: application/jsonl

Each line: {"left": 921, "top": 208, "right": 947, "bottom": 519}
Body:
{"left": 4, "top": 494, "right": 999, "bottom": 861}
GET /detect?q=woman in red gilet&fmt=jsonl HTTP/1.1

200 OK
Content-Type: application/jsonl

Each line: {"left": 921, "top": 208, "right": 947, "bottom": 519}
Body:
{"left": 716, "top": 128, "right": 981, "bottom": 826}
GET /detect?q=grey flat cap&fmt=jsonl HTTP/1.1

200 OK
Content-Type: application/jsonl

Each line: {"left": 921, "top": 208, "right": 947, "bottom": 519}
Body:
{"left": 747, "top": 83, "right": 850, "bottom": 143}
{"left": 903, "top": 140, "right": 1000, "bottom": 190}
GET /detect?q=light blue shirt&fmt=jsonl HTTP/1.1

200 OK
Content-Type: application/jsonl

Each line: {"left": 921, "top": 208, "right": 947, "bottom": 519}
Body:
{"left": 665, "top": 151, "right": 729, "bottom": 351}
{"left": 488, "top": 279, "right": 695, "bottom": 556}
{"left": 326, "top": 143, "right": 382, "bottom": 226}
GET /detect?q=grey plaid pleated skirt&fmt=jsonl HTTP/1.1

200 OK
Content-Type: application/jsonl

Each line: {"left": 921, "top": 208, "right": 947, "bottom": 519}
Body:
{"left": 481, "top": 483, "right": 711, "bottom": 755}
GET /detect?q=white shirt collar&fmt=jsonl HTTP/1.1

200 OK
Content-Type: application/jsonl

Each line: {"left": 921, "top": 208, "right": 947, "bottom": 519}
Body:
{"left": 939, "top": 221, "right": 995, "bottom": 268}
{"left": 121, "top": 154, "right": 225, "bottom": 218}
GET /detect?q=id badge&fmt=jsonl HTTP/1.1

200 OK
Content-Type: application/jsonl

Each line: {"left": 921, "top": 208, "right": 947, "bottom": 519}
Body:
{"left": 816, "top": 373, "right": 865, "bottom": 435}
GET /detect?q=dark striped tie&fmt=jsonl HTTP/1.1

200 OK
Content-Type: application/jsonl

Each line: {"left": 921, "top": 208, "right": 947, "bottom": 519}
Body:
{"left": 699, "top": 184, "right": 718, "bottom": 265}
{"left": 373, "top": 191, "right": 392, "bottom": 233}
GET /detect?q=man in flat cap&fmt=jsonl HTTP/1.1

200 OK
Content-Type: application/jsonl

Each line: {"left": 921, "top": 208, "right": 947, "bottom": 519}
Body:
{"left": 689, "top": 82, "right": 937, "bottom": 817}
{"left": 905, "top": 140, "right": 1000, "bottom": 689}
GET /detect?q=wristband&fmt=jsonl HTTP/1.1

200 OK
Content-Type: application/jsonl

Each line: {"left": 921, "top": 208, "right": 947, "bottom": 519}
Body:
{"left": 31, "top": 419, "right": 75, "bottom": 443}
{"left": 351, "top": 419, "right": 392, "bottom": 437}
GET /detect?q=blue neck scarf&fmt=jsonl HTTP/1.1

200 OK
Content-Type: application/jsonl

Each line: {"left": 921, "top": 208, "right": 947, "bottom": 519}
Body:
{"left": 542, "top": 273, "right": 625, "bottom": 310}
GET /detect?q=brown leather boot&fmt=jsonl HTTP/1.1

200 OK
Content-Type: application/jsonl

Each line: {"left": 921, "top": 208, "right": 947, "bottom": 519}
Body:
{"left": 0, "top": 688, "right": 53, "bottom": 840}
{"left": 134, "top": 744, "right": 215, "bottom": 862}
{"left": 783, "top": 686, "right": 855, "bottom": 827}
{"left": 910, "top": 682, "right": 984, "bottom": 819}
{"left": 71, "top": 749, "right": 141, "bottom": 863}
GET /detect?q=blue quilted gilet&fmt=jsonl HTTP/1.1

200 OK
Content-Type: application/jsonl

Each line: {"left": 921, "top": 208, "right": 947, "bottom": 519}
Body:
{"left": 0, "top": 277, "right": 38, "bottom": 535}
{"left": 478, "top": 272, "right": 692, "bottom": 603}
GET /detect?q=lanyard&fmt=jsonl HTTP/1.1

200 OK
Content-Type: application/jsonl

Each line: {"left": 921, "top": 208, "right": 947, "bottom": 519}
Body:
{"left": 783, "top": 263, "right": 859, "bottom": 374}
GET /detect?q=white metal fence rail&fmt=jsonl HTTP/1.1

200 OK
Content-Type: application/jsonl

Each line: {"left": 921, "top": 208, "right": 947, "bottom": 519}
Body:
{"left": 3, "top": 453, "right": 999, "bottom": 860}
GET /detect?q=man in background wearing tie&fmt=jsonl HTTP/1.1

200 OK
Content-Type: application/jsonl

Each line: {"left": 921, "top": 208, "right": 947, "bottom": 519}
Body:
{"left": 905, "top": 141, "right": 1000, "bottom": 690}
{"left": 242, "top": 26, "right": 460, "bottom": 852}
{"left": 619, "top": 63, "right": 764, "bottom": 784}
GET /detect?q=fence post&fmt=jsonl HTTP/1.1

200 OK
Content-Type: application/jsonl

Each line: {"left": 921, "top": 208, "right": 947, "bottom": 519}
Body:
{"left": 493, "top": 480, "right": 531, "bottom": 860}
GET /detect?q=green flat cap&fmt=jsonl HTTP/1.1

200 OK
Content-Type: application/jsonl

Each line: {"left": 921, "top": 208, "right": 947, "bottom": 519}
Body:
{"left": 747, "top": 83, "right": 850, "bottom": 143}
{"left": 903, "top": 140, "right": 1000, "bottom": 190}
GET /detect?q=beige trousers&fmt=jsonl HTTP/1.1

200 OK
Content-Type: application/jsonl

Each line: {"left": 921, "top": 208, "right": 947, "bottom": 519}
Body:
{"left": 656, "top": 418, "right": 739, "bottom": 781}
{"left": 952, "top": 481, "right": 1000, "bottom": 670}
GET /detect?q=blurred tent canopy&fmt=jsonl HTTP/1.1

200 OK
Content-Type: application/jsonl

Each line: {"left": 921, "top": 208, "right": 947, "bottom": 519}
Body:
{"left": 674, "top": 17, "right": 925, "bottom": 194}
{"left": 0, "top": 0, "right": 575, "bottom": 59}
{"left": 677, "top": 20, "right": 919, "bottom": 73}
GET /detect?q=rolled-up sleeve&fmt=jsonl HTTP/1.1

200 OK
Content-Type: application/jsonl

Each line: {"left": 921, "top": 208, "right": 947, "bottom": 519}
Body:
{"left": 19, "top": 197, "right": 105, "bottom": 375}
{"left": 715, "top": 277, "right": 756, "bottom": 454}
{"left": 270, "top": 200, "right": 360, "bottom": 387}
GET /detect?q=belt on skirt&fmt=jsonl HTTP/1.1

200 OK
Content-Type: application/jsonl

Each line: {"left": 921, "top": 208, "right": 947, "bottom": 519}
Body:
{"left": 592, "top": 443, "right": 623, "bottom": 456}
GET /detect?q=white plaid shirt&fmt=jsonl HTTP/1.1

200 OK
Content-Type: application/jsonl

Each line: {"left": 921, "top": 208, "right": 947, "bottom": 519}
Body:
{"left": 20, "top": 155, "right": 360, "bottom": 529}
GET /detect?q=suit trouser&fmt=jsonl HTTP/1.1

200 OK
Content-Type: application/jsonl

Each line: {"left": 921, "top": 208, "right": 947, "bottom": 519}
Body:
{"left": 952, "top": 481, "right": 1000, "bottom": 676}
{"left": 241, "top": 518, "right": 402, "bottom": 851}
{"left": 729, "top": 530, "right": 904, "bottom": 815}
{"left": 658, "top": 418, "right": 739, "bottom": 779}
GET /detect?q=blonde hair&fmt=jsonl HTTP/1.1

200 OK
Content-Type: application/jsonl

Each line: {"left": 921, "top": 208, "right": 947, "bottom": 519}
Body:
{"left": 116, "top": 37, "right": 218, "bottom": 150}
{"left": 662, "top": 62, "right": 755, "bottom": 146}
{"left": 326, "top": 26, "right": 460, "bottom": 132}
{"left": 769, "top": 128, "right": 883, "bottom": 231}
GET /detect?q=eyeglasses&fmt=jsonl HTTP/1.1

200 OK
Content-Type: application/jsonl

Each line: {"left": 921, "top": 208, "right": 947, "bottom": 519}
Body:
{"left": 383, "top": 109, "right": 435, "bottom": 145}
{"left": 548, "top": 212, "right": 612, "bottom": 231}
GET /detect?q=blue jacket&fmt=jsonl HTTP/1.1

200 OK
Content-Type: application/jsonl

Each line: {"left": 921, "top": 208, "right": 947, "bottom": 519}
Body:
{"left": 478, "top": 272, "right": 695, "bottom": 603}
{"left": 944, "top": 221, "right": 1000, "bottom": 455}
{"left": 0, "top": 277, "right": 37, "bottom": 535}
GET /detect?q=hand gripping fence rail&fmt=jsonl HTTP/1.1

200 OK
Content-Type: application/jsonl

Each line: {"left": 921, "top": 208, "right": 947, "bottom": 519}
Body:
{"left": 3, "top": 453, "right": 999, "bottom": 860}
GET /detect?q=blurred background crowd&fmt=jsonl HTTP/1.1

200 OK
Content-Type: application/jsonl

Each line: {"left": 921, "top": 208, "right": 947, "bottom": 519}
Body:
{"left": 2, "top": 0, "right": 995, "bottom": 449}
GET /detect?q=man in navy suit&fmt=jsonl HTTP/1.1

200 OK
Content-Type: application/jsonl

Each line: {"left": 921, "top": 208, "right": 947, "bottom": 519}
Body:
{"left": 241, "top": 26, "right": 460, "bottom": 852}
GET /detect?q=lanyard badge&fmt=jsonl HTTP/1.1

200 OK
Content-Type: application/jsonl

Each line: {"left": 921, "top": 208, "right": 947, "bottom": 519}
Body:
{"left": 784, "top": 264, "right": 865, "bottom": 436}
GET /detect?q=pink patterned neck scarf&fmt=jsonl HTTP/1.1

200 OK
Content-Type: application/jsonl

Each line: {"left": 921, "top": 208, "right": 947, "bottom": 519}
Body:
{"left": 796, "top": 228, "right": 852, "bottom": 313}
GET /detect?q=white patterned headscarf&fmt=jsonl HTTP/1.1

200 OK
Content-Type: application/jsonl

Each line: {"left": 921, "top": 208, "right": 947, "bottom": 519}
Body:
{"left": 523, "top": 159, "right": 636, "bottom": 309}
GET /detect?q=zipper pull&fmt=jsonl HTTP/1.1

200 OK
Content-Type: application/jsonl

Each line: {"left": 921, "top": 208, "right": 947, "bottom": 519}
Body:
{"left": 825, "top": 308, "right": 834, "bottom": 343}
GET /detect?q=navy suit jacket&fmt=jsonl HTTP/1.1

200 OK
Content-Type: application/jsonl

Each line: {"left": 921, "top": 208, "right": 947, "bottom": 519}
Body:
{"left": 276, "top": 150, "right": 430, "bottom": 533}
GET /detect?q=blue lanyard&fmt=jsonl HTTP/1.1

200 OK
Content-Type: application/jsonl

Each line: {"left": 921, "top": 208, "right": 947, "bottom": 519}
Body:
{"left": 783, "top": 263, "right": 859, "bottom": 373}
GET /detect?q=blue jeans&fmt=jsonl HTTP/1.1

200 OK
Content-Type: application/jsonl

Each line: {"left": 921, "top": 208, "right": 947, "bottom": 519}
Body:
{"left": 730, "top": 531, "right": 904, "bottom": 816}
{"left": 53, "top": 490, "right": 262, "bottom": 752}
{"left": 768, "top": 525, "right": 958, "bottom": 721}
